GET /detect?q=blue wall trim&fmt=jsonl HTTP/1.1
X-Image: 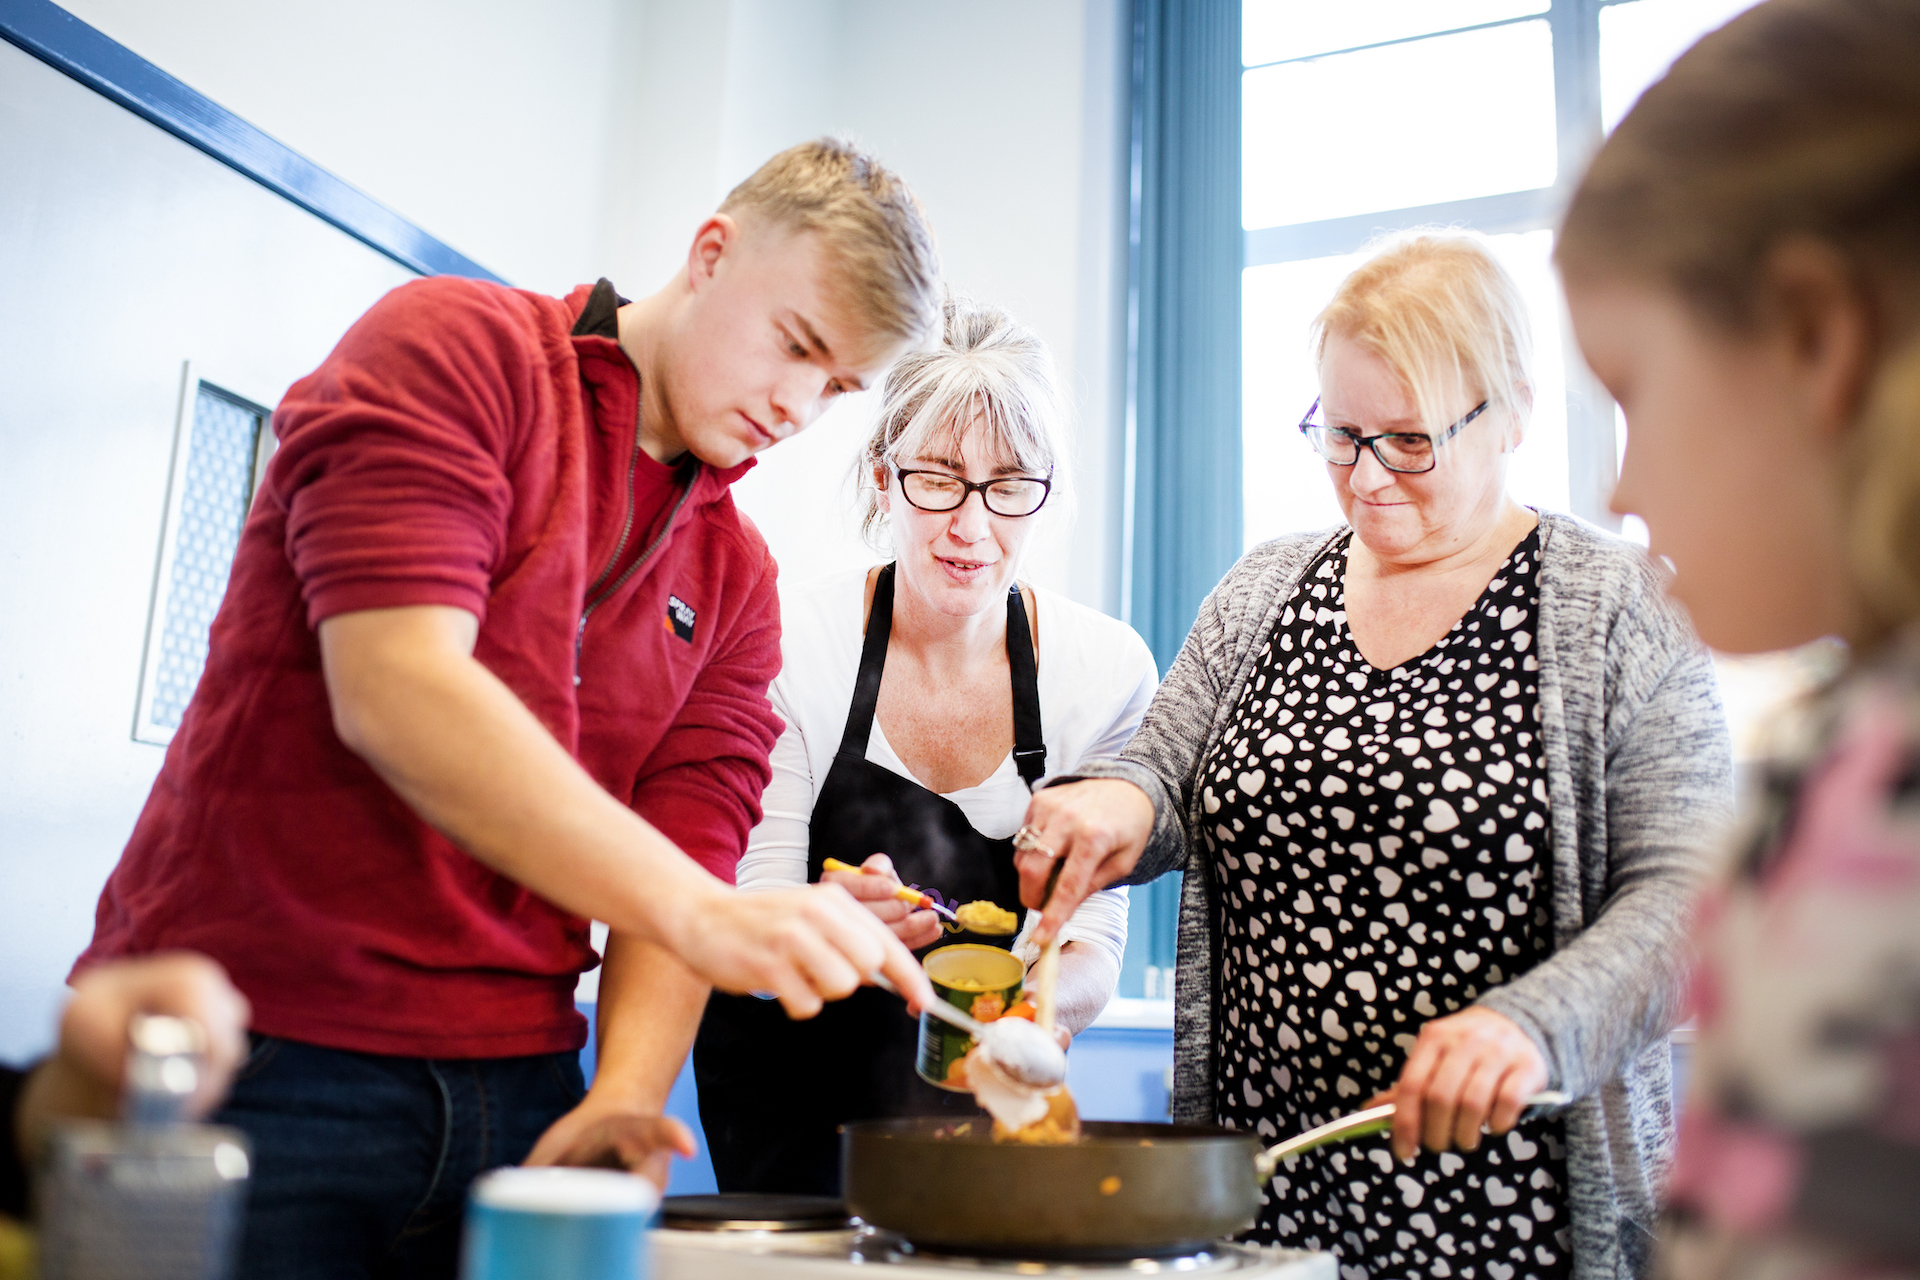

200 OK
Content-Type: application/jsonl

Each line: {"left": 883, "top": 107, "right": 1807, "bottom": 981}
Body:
{"left": 1125, "top": 0, "right": 1243, "bottom": 674}
{"left": 0, "top": 0, "right": 504, "bottom": 283}
{"left": 1117, "top": 0, "right": 1242, "bottom": 991}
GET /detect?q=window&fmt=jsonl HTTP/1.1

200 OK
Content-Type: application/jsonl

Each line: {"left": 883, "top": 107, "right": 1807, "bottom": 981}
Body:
{"left": 1240, "top": 0, "right": 1762, "bottom": 553}
{"left": 1240, "top": 0, "right": 1830, "bottom": 785}
{"left": 1116, "top": 0, "right": 1771, "bottom": 1004}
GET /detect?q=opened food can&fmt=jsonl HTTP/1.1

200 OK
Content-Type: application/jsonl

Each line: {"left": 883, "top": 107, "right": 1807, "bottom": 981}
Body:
{"left": 917, "top": 944, "right": 1025, "bottom": 1091}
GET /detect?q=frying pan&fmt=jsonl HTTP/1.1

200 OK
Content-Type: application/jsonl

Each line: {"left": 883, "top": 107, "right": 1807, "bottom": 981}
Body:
{"left": 842, "top": 1093, "right": 1569, "bottom": 1259}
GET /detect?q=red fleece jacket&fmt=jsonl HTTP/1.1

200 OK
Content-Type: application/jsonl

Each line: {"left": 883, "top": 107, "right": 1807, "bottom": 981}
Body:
{"left": 78, "top": 277, "right": 783, "bottom": 1059}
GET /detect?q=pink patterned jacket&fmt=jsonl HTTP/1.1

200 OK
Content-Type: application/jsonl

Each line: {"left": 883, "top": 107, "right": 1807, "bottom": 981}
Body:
{"left": 1665, "top": 645, "right": 1920, "bottom": 1279}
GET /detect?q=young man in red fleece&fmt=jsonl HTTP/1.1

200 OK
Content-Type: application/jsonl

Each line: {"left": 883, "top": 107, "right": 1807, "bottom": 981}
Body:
{"left": 73, "top": 139, "right": 941, "bottom": 1278}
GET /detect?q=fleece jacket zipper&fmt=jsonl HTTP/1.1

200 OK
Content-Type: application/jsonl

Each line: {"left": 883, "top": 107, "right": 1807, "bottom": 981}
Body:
{"left": 572, "top": 409, "right": 698, "bottom": 687}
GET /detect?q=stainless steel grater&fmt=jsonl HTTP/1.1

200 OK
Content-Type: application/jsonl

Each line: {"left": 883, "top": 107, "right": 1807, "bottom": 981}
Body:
{"left": 35, "top": 1015, "right": 251, "bottom": 1280}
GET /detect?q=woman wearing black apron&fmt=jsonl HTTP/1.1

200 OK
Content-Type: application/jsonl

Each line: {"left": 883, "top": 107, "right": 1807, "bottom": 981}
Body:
{"left": 692, "top": 299, "right": 1156, "bottom": 1195}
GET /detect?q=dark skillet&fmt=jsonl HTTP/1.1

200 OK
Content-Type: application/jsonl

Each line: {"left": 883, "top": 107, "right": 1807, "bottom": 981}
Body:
{"left": 841, "top": 1117, "right": 1262, "bottom": 1259}
{"left": 843, "top": 1092, "right": 1571, "bottom": 1259}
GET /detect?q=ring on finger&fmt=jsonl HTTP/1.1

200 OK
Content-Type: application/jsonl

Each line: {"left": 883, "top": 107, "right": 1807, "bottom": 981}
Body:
{"left": 1012, "top": 825, "right": 1058, "bottom": 860}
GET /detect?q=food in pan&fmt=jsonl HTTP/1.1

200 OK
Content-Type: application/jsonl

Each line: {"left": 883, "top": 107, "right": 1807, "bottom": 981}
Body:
{"left": 989, "top": 1085, "right": 1081, "bottom": 1146}
{"left": 954, "top": 900, "right": 1018, "bottom": 935}
{"left": 966, "top": 1038, "right": 1083, "bottom": 1145}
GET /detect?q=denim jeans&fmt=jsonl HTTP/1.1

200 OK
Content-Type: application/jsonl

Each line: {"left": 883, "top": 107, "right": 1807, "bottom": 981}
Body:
{"left": 213, "top": 1034, "right": 584, "bottom": 1280}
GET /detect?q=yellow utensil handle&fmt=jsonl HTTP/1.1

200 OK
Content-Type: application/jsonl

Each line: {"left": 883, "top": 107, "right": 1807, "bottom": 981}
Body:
{"left": 821, "top": 858, "right": 936, "bottom": 911}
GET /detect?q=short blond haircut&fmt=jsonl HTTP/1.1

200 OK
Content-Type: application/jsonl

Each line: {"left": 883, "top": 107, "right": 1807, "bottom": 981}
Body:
{"left": 1558, "top": 0, "right": 1920, "bottom": 649}
{"left": 1312, "top": 232, "right": 1534, "bottom": 437}
{"left": 721, "top": 138, "right": 942, "bottom": 351}
{"left": 859, "top": 296, "right": 1066, "bottom": 544}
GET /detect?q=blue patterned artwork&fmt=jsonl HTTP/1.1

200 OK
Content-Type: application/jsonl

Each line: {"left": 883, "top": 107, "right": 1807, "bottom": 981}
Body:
{"left": 139, "top": 382, "right": 264, "bottom": 738}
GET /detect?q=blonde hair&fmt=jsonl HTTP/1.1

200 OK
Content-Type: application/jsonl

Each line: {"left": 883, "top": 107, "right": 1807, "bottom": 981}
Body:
{"left": 1558, "top": 0, "right": 1920, "bottom": 647}
{"left": 721, "top": 138, "right": 942, "bottom": 350}
{"left": 1312, "top": 232, "right": 1534, "bottom": 437}
{"left": 859, "top": 296, "right": 1066, "bottom": 544}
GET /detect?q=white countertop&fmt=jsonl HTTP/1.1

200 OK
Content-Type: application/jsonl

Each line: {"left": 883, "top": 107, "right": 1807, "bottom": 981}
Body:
{"left": 1087, "top": 996, "right": 1175, "bottom": 1031}
{"left": 652, "top": 1228, "right": 1337, "bottom": 1278}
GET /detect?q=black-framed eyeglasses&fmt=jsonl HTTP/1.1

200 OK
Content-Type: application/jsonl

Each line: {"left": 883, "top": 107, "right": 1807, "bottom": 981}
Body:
{"left": 893, "top": 465, "right": 1053, "bottom": 517}
{"left": 1297, "top": 397, "right": 1490, "bottom": 474}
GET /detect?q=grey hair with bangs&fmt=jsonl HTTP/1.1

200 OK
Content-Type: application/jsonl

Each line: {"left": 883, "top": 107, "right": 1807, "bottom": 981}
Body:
{"left": 859, "top": 296, "right": 1066, "bottom": 545}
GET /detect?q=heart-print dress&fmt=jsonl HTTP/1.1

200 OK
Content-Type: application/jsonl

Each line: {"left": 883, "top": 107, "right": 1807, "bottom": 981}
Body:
{"left": 1203, "top": 528, "right": 1571, "bottom": 1280}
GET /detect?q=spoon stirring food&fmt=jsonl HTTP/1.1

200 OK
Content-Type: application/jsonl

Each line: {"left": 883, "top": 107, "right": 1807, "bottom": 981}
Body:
{"left": 1032, "top": 854, "right": 1068, "bottom": 1032}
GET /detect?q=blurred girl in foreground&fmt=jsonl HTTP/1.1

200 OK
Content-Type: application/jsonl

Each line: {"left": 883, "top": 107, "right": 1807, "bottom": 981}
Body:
{"left": 1557, "top": 0, "right": 1920, "bottom": 1274}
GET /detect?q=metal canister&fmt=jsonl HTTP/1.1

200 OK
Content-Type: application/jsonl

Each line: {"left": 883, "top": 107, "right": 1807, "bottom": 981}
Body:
{"left": 916, "top": 944, "right": 1025, "bottom": 1091}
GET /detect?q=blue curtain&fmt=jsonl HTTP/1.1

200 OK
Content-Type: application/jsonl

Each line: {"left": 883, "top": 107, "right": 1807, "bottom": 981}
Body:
{"left": 1119, "top": 0, "right": 1242, "bottom": 995}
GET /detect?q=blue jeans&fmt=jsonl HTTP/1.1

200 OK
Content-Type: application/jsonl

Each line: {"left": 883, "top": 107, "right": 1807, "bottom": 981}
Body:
{"left": 214, "top": 1035, "right": 584, "bottom": 1280}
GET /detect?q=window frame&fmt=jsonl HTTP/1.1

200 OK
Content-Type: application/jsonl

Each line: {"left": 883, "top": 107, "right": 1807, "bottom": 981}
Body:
{"left": 1239, "top": 0, "right": 1629, "bottom": 529}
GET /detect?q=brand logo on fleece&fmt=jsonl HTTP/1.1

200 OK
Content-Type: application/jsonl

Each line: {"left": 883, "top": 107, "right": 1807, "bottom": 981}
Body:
{"left": 665, "top": 594, "right": 696, "bottom": 643}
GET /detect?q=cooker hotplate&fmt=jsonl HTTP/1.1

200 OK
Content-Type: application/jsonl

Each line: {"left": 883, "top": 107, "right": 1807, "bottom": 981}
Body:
{"left": 651, "top": 1223, "right": 1336, "bottom": 1278}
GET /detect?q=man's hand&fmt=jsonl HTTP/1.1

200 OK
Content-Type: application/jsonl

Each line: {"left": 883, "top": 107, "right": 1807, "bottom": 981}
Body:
{"left": 1384, "top": 1007, "right": 1549, "bottom": 1161}
{"left": 821, "top": 854, "right": 944, "bottom": 950}
{"left": 17, "top": 954, "right": 251, "bottom": 1158}
{"left": 670, "top": 881, "right": 933, "bottom": 1018}
{"left": 1014, "top": 780, "right": 1155, "bottom": 944}
{"left": 523, "top": 934, "right": 702, "bottom": 1191}
{"left": 524, "top": 1095, "right": 695, "bottom": 1190}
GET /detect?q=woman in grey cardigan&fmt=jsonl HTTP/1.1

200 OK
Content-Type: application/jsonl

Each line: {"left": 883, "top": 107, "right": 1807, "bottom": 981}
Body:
{"left": 1015, "top": 235, "right": 1730, "bottom": 1280}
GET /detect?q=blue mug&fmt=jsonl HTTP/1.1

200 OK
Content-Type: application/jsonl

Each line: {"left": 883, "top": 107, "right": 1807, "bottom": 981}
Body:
{"left": 461, "top": 1167, "right": 658, "bottom": 1280}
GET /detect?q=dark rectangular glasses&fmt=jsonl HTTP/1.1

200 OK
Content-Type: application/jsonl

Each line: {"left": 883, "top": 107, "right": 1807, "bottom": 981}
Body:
{"left": 1298, "top": 397, "right": 1489, "bottom": 474}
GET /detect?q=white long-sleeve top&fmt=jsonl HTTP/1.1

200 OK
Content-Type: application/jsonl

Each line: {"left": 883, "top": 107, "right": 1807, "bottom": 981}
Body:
{"left": 736, "top": 566, "right": 1159, "bottom": 972}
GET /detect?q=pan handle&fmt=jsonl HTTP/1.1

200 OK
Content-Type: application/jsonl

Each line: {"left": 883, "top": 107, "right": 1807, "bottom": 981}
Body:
{"left": 1253, "top": 1091, "right": 1572, "bottom": 1183}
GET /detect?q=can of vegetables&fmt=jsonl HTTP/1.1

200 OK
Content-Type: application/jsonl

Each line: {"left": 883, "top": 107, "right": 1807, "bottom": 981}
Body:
{"left": 917, "top": 944, "right": 1026, "bottom": 1092}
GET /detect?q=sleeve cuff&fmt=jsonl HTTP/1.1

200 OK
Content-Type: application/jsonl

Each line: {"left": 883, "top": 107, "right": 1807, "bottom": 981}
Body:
{"left": 1473, "top": 988, "right": 1565, "bottom": 1093}
{"left": 304, "top": 579, "right": 488, "bottom": 629}
{"left": 1048, "top": 759, "right": 1188, "bottom": 885}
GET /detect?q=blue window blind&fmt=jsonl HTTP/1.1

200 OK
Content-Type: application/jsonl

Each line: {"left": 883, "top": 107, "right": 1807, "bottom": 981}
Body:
{"left": 1117, "top": 0, "right": 1243, "bottom": 999}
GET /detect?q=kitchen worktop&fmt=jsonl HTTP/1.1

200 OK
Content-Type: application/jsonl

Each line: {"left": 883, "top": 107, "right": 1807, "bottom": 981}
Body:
{"left": 651, "top": 1226, "right": 1337, "bottom": 1279}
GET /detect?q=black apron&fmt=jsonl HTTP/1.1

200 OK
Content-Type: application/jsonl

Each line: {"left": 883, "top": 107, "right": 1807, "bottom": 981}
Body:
{"left": 692, "top": 564, "right": 1046, "bottom": 1195}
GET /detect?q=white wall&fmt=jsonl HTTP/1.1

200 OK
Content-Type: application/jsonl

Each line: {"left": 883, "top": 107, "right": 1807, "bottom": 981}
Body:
{"left": 53, "top": 0, "right": 639, "bottom": 295}
{"left": 723, "top": 0, "right": 1134, "bottom": 610}
{"left": 58, "top": 0, "right": 1134, "bottom": 612}
{"left": 0, "top": 41, "right": 417, "bottom": 1061}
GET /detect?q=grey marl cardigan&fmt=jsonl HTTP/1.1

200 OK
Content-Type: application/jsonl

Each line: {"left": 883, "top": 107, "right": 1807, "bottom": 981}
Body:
{"left": 1076, "top": 514, "right": 1731, "bottom": 1280}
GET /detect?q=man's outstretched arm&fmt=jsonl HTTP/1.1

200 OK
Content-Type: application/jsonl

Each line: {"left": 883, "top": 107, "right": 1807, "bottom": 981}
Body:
{"left": 317, "top": 604, "right": 932, "bottom": 1016}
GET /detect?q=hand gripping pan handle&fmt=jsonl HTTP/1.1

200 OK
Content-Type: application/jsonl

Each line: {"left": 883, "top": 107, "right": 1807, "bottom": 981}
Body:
{"left": 1254, "top": 1091, "right": 1571, "bottom": 1182}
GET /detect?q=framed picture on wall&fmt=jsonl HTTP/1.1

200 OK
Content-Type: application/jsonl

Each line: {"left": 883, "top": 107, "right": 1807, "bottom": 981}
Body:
{"left": 132, "top": 361, "right": 273, "bottom": 747}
